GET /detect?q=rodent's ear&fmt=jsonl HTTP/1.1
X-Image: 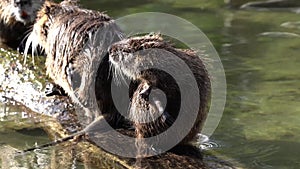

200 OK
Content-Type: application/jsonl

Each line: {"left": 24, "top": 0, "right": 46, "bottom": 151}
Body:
{"left": 45, "top": 5, "right": 51, "bottom": 14}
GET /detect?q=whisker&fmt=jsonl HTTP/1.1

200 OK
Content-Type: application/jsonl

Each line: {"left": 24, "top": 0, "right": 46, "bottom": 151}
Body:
{"left": 108, "top": 62, "right": 113, "bottom": 79}
{"left": 23, "top": 33, "right": 35, "bottom": 65}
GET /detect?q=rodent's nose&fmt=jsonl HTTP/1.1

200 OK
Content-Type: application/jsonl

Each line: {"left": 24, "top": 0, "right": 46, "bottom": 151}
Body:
{"left": 110, "top": 54, "right": 118, "bottom": 63}
{"left": 21, "top": 11, "right": 29, "bottom": 19}
{"left": 110, "top": 53, "right": 122, "bottom": 63}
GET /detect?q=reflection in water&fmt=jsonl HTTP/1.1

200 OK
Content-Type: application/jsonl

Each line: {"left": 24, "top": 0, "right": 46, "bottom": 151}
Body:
{"left": 240, "top": 0, "right": 300, "bottom": 13}
{"left": 281, "top": 21, "right": 300, "bottom": 29}
{"left": 0, "top": 102, "right": 28, "bottom": 121}
{"left": 0, "top": 144, "right": 87, "bottom": 169}
{"left": 259, "top": 31, "right": 300, "bottom": 38}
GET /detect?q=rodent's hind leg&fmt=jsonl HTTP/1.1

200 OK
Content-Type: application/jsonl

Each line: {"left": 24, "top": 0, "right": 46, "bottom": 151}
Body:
{"left": 44, "top": 82, "right": 68, "bottom": 97}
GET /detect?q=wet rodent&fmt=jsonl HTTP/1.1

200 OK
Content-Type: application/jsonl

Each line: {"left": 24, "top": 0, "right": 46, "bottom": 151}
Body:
{"left": 0, "top": 0, "right": 44, "bottom": 49}
{"left": 25, "top": 0, "right": 124, "bottom": 124}
{"left": 109, "top": 34, "right": 211, "bottom": 144}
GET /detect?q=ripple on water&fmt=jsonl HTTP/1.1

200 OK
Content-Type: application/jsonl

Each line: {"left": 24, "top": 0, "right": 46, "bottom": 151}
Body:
{"left": 259, "top": 32, "right": 300, "bottom": 38}
{"left": 196, "top": 133, "right": 222, "bottom": 150}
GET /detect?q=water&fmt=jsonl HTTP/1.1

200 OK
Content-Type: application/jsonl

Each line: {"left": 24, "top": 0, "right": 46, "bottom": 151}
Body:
{"left": 210, "top": 9, "right": 300, "bottom": 169}
{"left": 1, "top": 0, "right": 300, "bottom": 168}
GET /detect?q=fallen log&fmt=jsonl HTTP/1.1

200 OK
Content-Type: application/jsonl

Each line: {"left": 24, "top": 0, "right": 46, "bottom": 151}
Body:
{"left": 0, "top": 48, "right": 242, "bottom": 169}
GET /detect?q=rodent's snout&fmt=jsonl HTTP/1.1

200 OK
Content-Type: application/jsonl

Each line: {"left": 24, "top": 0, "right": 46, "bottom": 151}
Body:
{"left": 21, "top": 11, "right": 29, "bottom": 19}
{"left": 108, "top": 44, "right": 127, "bottom": 64}
{"left": 21, "top": 10, "right": 29, "bottom": 19}
{"left": 14, "top": 9, "right": 33, "bottom": 24}
{"left": 21, "top": 10, "right": 35, "bottom": 23}
{"left": 108, "top": 50, "right": 123, "bottom": 66}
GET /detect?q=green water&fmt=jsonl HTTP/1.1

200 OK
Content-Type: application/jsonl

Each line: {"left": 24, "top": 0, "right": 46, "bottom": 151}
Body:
{"left": 1, "top": 0, "right": 300, "bottom": 168}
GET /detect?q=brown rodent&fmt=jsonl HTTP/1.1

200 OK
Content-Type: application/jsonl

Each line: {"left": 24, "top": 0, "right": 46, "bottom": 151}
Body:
{"left": 0, "top": 0, "right": 44, "bottom": 49}
{"left": 25, "top": 0, "right": 124, "bottom": 124}
{"left": 109, "top": 34, "right": 211, "bottom": 144}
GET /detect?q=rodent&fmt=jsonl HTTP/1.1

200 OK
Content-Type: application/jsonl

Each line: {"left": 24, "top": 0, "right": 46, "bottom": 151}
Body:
{"left": 0, "top": 0, "right": 44, "bottom": 49}
{"left": 25, "top": 0, "right": 124, "bottom": 125}
{"left": 109, "top": 34, "right": 211, "bottom": 145}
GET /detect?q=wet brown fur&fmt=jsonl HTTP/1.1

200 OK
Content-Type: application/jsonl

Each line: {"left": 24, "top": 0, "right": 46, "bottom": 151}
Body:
{"left": 109, "top": 34, "right": 211, "bottom": 144}
{"left": 26, "top": 1, "right": 124, "bottom": 124}
{"left": 26, "top": 0, "right": 210, "bottom": 149}
{"left": 0, "top": 0, "right": 43, "bottom": 49}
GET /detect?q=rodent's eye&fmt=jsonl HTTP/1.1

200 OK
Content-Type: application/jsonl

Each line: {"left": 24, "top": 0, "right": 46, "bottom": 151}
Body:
{"left": 41, "top": 22, "right": 49, "bottom": 38}
{"left": 14, "top": 2, "right": 20, "bottom": 7}
{"left": 43, "top": 25, "right": 48, "bottom": 37}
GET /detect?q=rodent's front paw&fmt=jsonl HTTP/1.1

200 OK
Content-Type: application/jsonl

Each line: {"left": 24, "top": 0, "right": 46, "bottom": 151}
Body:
{"left": 45, "top": 83, "right": 67, "bottom": 97}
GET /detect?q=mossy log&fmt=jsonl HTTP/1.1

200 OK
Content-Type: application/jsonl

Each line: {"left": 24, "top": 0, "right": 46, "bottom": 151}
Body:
{"left": 0, "top": 48, "right": 241, "bottom": 169}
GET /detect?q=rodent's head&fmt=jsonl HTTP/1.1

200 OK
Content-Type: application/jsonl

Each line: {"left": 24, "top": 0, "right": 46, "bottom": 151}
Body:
{"left": 25, "top": 1, "right": 111, "bottom": 56}
{"left": 109, "top": 34, "right": 165, "bottom": 62}
{"left": 10, "top": 0, "right": 44, "bottom": 24}
{"left": 25, "top": 1, "right": 66, "bottom": 54}
{"left": 24, "top": 1, "right": 52, "bottom": 54}
{"left": 109, "top": 34, "right": 170, "bottom": 80}
{"left": 31, "top": 1, "right": 53, "bottom": 46}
